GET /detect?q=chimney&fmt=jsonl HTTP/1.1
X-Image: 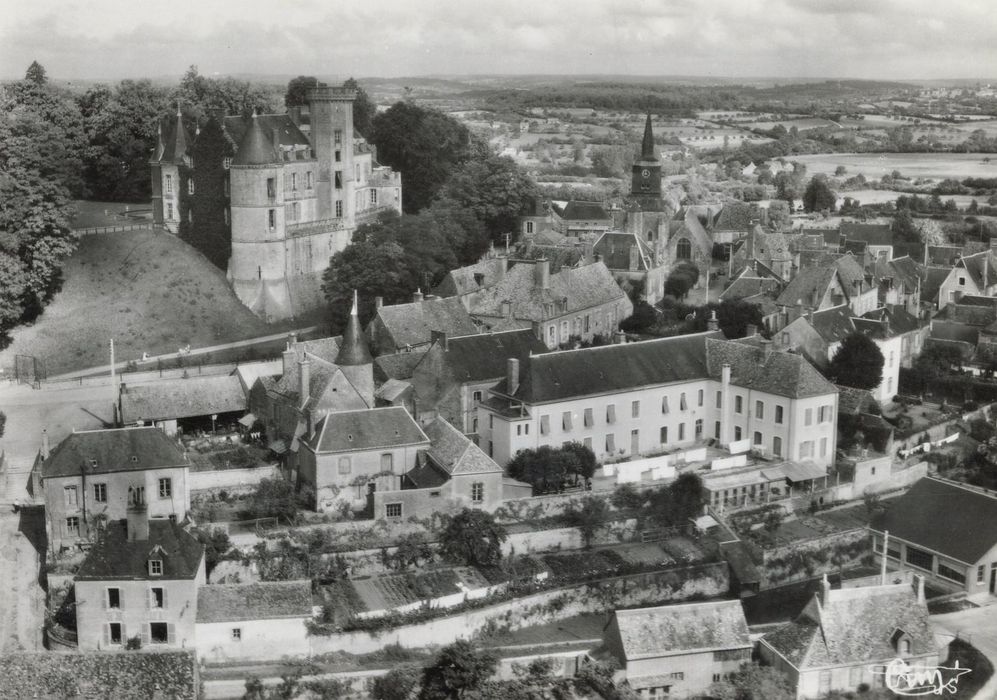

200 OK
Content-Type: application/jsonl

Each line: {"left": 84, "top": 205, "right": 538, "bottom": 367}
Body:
{"left": 916, "top": 574, "right": 925, "bottom": 605}
{"left": 745, "top": 323, "right": 757, "bottom": 337}
{"left": 298, "top": 357, "right": 311, "bottom": 400}
{"left": 720, "top": 363, "right": 732, "bottom": 446}
{"left": 126, "top": 487, "right": 149, "bottom": 542}
{"left": 500, "top": 300, "right": 513, "bottom": 319}
{"left": 761, "top": 338, "right": 773, "bottom": 360}
{"left": 531, "top": 320, "right": 542, "bottom": 341}
{"left": 535, "top": 259, "right": 550, "bottom": 290}
{"left": 497, "top": 256, "right": 508, "bottom": 279}
{"left": 282, "top": 345, "right": 295, "bottom": 377}
{"left": 431, "top": 330, "right": 449, "bottom": 351}
{"left": 375, "top": 296, "right": 384, "bottom": 310}
{"left": 413, "top": 288, "right": 424, "bottom": 303}
{"left": 820, "top": 573, "right": 831, "bottom": 605}
{"left": 41, "top": 430, "right": 50, "bottom": 460}
{"left": 507, "top": 358, "right": 520, "bottom": 395}
{"left": 707, "top": 310, "right": 719, "bottom": 332}
{"left": 614, "top": 330, "right": 627, "bottom": 345}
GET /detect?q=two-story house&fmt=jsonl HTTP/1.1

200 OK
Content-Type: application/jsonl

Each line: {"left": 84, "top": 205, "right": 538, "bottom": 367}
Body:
{"left": 477, "top": 332, "right": 838, "bottom": 468}
{"left": 37, "top": 427, "right": 191, "bottom": 552}
{"left": 366, "top": 293, "right": 480, "bottom": 356}
{"left": 74, "top": 492, "right": 204, "bottom": 651}
{"left": 936, "top": 249, "right": 997, "bottom": 309}
{"left": 603, "top": 600, "right": 752, "bottom": 698}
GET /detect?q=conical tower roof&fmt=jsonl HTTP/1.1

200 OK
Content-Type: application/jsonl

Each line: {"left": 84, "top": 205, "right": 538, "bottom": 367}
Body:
{"left": 152, "top": 119, "right": 165, "bottom": 161}
{"left": 335, "top": 291, "right": 373, "bottom": 366}
{"left": 232, "top": 111, "right": 278, "bottom": 166}
{"left": 639, "top": 113, "right": 657, "bottom": 162}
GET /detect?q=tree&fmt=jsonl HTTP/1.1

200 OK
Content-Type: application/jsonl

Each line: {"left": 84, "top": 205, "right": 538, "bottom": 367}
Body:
{"left": 828, "top": 332, "right": 885, "bottom": 391}
{"left": 419, "top": 640, "right": 498, "bottom": 700}
{"left": 24, "top": 60, "right": 47, "bottom": 85}
{"left": 245, "top": 478, "right": 302, "bottom": 523}
{"left": 766, "top": 200, "right": 791, "bottom": 231}
{"left": 763, "top": 509, "right": 784, "bottom": 534}
{"left": 506, "top": 443, "right": 596, "bottom": 494}
{"left": 439, "top": 509, "right": 507, "bottom": 567}
{"left": 392, "top": 532, "right": 433, "bottom": 570}
{"left": 193, "top": 527, "right": 232, "bottom": 575}
{"left": 371, "top": 102, "right": 475, "bottom": 212}
{"left": 707, "top": 663, "right": 795, "bottom": 700}
{"left": 564, "top": 496, "right": 610, "bottom": 548}
{"left": 284, "top": 75, "right": 318, "bottom": 108}
{"left": 370, "top": 666, "right": 421, "bottom": 700}
{"left": 647, "top": 472, "right": 705, "bottom": 527}
{"left": 802, "top": 175, "right": 837, "bottom": 213}
{"left": 664, "top": 263, "right": 700, "bottom": 299}
{"left": 909, "top": 343, "right": 963, "bottom": 394}
{"left": 344, "top": 77, "right": 377, "bottom": 138}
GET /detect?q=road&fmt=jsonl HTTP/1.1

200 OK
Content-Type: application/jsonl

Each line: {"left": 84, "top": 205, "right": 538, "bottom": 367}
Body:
{"left": 932, "top": 604, "right": 997, "bottom": 700}
{"left": 203, "top": 667, "right": 384, "bottom": 699}
{"left": 0, "top": 507, "right": 46, "bottom": 653}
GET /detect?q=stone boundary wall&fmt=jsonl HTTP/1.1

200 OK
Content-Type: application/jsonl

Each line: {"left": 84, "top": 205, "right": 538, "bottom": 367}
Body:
{"left": 190, "top": 465, "right": 279, "bottom": 492}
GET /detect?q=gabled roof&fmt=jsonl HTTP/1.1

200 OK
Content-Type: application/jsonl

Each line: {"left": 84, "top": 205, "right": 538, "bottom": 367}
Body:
{"left": 374, "top": 349, "right": 428, "bottom": 382}
{"left": 371, "top": 297, "right": 479, "bottom": 350}
{"left": 559, "top": 200, "right": 611, "bottom": 221}
{"left": 76, "top": 519, "right": 204, "bottom": 581}
{"left": 421, "top": 329, "right": 548, "bottom": 384}
{"left": 763, "top": 582, "right": 934, "bottom": 670}
{"left": 712, "top": 202, "right": 758, "bottom": 232}
{"left": 871, "top": 477, "right": 997, "bottom": 565}
{"left": 120, "top": 374, "right": 246, "bottom": 422}
{"left": 42, "top": 427, "right": 187, "bottom": 479}
{"left": 593, "top": 231, "right": 654, "bottom": 271}
{"left": 719, "top": 275, "right": 782, "bottom": 302}
{"left": 921, "top": 266, "right": 953, "bottom": 303}
{"left": 886, "top": 256, "right": 922, "bottom": 292}
{"left": 862, "top": 305, "right": 921, "bottom": 336}
{"left": 808, "top": 305, "right": 855, "bottom": 344}
{"left": 423, "top": 418, "right": 502, "bottom": 475}
{"left": 705, "top": 338, "right": 838, "bottom": 400}
{"left": 840, "top": 222, "right": 893, "bottom": 246}
{"left": 670, "top": 208, "right": 714, "bottom": 258}
{"left": 271, "top": 353, "right": 358, "bottom": 411}
{"left": 306, "top": 406, "right": 428, "bottom": 454}
{"left": 196, "top": 581, "right": 313, "bottom": 623}
{"left": 829, "top": 253, "right": 868, "bottom": 293}
{"left": 433, "top": 257, "right": 510, "bottom": 298}
{"left": 610, "top": 600, "right": 750, "bottom": 660}
{"left": 742, "top": 226, "right": 792, "bottom": 264}
{"left": 926, "top": 245, "right": 963, "bottom": 266}
{"left": 776, "top": 266, "right": 844, "bottom": 308}
{"left": 958, "top": 251, "right": 997, "bottom": 289}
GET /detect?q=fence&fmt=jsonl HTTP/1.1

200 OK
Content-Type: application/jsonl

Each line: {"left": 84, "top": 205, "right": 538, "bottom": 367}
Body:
{"left": 73, "top": 223, "right": 151, "bottom": 236}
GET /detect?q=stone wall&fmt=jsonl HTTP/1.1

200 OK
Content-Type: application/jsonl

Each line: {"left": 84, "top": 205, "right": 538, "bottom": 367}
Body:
{"left": 189, "top": 464, "right": 279, "bottom": 492}
{"left": 761, "top": 528, "right": 871, "bottom": 588}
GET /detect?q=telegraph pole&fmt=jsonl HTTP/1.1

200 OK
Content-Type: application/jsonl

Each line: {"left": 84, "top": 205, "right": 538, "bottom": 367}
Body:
{"left": 109, "top": 339, "right": 116, "bottom": 386}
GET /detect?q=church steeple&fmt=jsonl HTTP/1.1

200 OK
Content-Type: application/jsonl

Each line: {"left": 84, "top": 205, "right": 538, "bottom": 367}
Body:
{"left": 640, "top": 113, "right": 656, "bottom": 162}
{"left": 631, "top": 114, "right": 662, "bottom": 202}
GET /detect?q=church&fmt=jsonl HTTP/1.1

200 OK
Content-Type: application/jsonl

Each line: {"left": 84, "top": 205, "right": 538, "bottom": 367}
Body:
{"left": 150, "top": 86, "right": 403, "bottom": 321}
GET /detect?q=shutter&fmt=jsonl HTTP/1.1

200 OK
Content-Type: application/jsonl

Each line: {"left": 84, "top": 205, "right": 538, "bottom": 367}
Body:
{"left": 162, "top": 587, "right": 168, "bottom": 610}
{"left": 141, "top": 624, "right": 150, "bottom": 647}
{"left": 120, "top": 623, "right": 126, "bottom": 645}
{"left": 102, "top": 588, "right": 107, "bottom": 610}
{"left": 145, "top": 588, "right": 150, "bottom": 610}
{"left": 119, "top": 588, "right": 124, "bottom": 611}
{"left": 167, "top": 623, "right": 176, "bottom": 645}
{"left": 102, "top": 624, "right": 109, "bottom": 648}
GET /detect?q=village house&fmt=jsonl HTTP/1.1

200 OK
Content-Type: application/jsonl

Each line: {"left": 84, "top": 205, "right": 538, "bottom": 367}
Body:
{"left": 759, "top": 576, "right": 941, "bottom": 698}
{"left": 118, "top": 373, "right": 247, "bottom": 437}
{"left": 409, "top": 329, "right": 548, "bottom": 433}
{"left": 870, "top": 256, "right": 922, "bottom": 316}
{"left": 74, "top": 492, "right": 205, "bottom": 651}
{"left": 935, "top": 249, "right": 997, "bottom": 309}
{"left": 366, "top": 293, "right": 480, "bottom": 356}
{"left": 195, "top": 580, "right": 315, "bottom": 662}
{"left": 840, "top": 221, "right": 894, "bottom": 261}
{"left": 602, "top": 600, "right": 752, "bottom": 698}
{"left": 432, "top": 256, "right": 511, "bottom": 302}
{"left": 926, "top": 295, "right": 997, "bottom": 373}
{"left": 36, "top": 427, "right": 191, "bottom": 552}
{"left": 552, "top": 200, "right": 613, "bottom": 238}
{"left": 477, "top": 332, "right": 838, "bottom": 469}
{"left": 870, "top": 476, "right": 997, "bottom": 597}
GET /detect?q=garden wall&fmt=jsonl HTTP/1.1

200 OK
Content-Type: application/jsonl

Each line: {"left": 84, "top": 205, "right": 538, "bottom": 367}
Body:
{"left": 761, "top": 528, "right": 871, "bottom": 588}
{"left": 305, "top": 562, "right": 729, "bottom": 656}
{"left": 189, "top": 464, "right": 279, "bottom": 492}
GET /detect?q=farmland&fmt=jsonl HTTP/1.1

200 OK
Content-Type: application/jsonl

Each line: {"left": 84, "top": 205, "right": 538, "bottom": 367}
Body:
{"left": 790, "top": 152, "right": 997, "bottom": 181}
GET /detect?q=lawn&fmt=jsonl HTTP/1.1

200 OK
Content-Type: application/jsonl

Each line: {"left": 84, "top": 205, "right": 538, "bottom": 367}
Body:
{"left": 69, "top": 200, "right": 153, "bottom": 229}
{"left": 0, "top": 230, "right": 278, "bottom": 375}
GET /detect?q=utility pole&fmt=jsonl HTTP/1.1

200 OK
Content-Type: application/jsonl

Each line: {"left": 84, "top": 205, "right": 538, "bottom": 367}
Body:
{"left": 503, "top": 232, "right": 511, "bottom": 255}
{"left": 109, "top": 338, "right": 116, "bottom": 387}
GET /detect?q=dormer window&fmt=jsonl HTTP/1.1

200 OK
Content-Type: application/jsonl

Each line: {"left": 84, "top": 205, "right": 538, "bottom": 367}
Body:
{"left": 130, "top": 456, "right": 138, "bottom": 463}
{"left": 890, "top": 628, "right": 911, "bottom": 655}
{"left": 88, "top": 458, "right": 98, "bottom": 468}
{"left": 149, "top": 559, "right": 163, "bottom": 576}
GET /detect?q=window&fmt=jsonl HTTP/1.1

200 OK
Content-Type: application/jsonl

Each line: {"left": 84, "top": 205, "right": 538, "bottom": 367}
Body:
{"left": 109, "top": 622, "right": 122, "bottom": 645}
{"left": 753, "top": 431, "right": 763, "bottom": 445}
{"left": 335, "top": 171, "right": 343, "bottom": 189}
{"left": 167, "top": 203, "right": 174, "bottom": 220}
{"left": 661, "top": 396, "right": 669, "bottom": 414}
{"left": 715, "top": 421, "right": 721, "bottom": 439}
{"left": 335, "top": 200, "right": 343, "bottom": 217}
{"left": 670, "top": 672, "right": 684, "bottom": 680}
{"left": 149, "top": 559, "right": 163, "bottom": 576}
{"left": 151, "top": 587, "right": 165, "bottom": 609}
{"left": 471, "top": 483, "right": 484, "bottom": 503}
{"left": 605, "top": 434, "right": 616, "bottom": 452}
{"left": 291, "top": 172, "right": 297, "bottom": 191}
{"left": 158, "top": 478, "right": 172, "bottom": 499}
{"left": 584, "top": 315, "right": 590, "bottom": 333}
{"left": 819, "top": 405, "right": 832, "bottom": 423}
{"left": 150, "top": 622, "right": 168, "bottom": 644}
{"left": 800, "top": 441, "right": 814, "bottom": 459}
{"left": 472, "top": 390, "right": 483, "bottom": 403}
{"left": 385, "top": 503, "right": 402, "bottom": 518}
{"left": 805, "top": 408, "right": 813, "bottom": 426}
{"left": 231, "top": 628, "right": 242, "bottom": 641}
{"left": 734, "top": 426, "right": 742, "bottom": 441}
{"left": 900, "top": 639, "right": 911, "bottom": 655}
{"left": 562, "top": 411, "right": 572, "bottom": 431}
{"left": 222, "top": 157, "right": 232, "bottom": 169}
{"left": 695, "top": 419, "right": 703, "bottom": 439}
{"left": 979, "top": 565, "right": 986, "bottom": 584}
{"left": 680, "top": 393, "right": 688, "bottom": 411}
{"left": 107, "top": 587, "right": 121, "bottom": 609}
{"left": 938, "top": 562, "right": 966, "bottom": 584}
{"left": 335, "top": 149, "right": 341, "bottom": 162}
{"left": 584, "top": 408, "right": 594, "bottom": 427}
{"left": 959, "top": 277, "right": 966, "bottom": 286}
{"left": 266, "top": 177, "right": 275, "bottom": 198}
{"left": 338, "top": 457, "right": 351, "bottom": 475}
{"left": 660, "top": 426, "right": 668, "bottom": 444}
{"left": 734, "top": 396, "right": 743, "bottom": 414}
{"left": 678, "top": 423, "right": 686, "bottom": 441}
{"left": 268, "top": 209, "right": 276, "bottom": 229}
{"left": 540, "top": 415, "right": 550, "bottom": 435}
{"left": 370, "top": 189, "right": 377, "bottom": 204}
{"left": 775, "top": 405, "right": 784, "bottom": 424}
{"left": 905, "top": 545, "right": 933, "bottom": 571}
{"left": 755, "top": 401, "right": 764, "bottom": 420}
{"left": 631, "top": 401, "right": 640, "bottom": 418}
{"left": 676, "top": 237, "right": 691, "bottom": 260}
{"left": 715, "top": 391, "right": 722, "bottom": 408}
{"left": 64, "top": 486, "right": 78, "bottom": 507}
{"left": 607, "top": 404, "right": 616, "bottom": 423}
{"left": 93, "top": 483, "right": 107, "bottom": 503}
{"left": 306, "top": 171, "right": 313, "bottom": 189}
{"left": 698, "top": 389, "right": 704, "bottom": 407}
{"left": 187, "top": 179, "right": 194, "bottom": 195}
{"left": 165, "top": 174, "right": 173, "bottom": 193}
{"left": 488, "top": 415, "right": 494, "bottom": 430}
{"left": 773, "top": 436, "right": 782, "bottom": 457}
{"left": 334, "top": 129, "right": 342, "bottom": 145}
{"left": 713, "top": 674, "right": 721, "bottom": 683}
{"left": 380, "top": 453, "right": 394, "bottom": 472}
{"left": 66, "top": 516, "right": 80, "bottom": 536}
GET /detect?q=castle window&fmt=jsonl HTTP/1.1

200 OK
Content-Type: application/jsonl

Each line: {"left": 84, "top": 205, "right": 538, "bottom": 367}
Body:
{"left": 307, "top": 171, "right": 313, "bottom": 189}
{"left": 334, "top": 129, "right": 342, "bottom": 146}
{"left": 165, "top": 174, "right": 173, "bottom": 193}
{"left": 676, "top": 238, "right": 692, "bottom": 260}
{"left": 266, "top": 178, "right": 275, "bottom": 198}
{"left": 371, "top": 189, "right": 377, "bottom": 204}
{"left": 291, "top": 173, "right": 297, "bottom": 191}
{"left": 335, "top": 172, "right": 342, "bottom": 189}
{"left": 335, "top": 200, "right": 343, "bottom": 218}
{"left": 268, "top": 209, "right": 276, "bottom": 229}
{"left": 187, "top": 179, "right": 194, "bottom": 195}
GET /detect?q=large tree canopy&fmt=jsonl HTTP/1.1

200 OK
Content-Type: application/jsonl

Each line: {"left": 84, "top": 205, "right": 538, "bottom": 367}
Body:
{"left": 828, "top": 332, "right": 885, "bottom": 390}
{"left": 419, "top": 641, "right": 498, "bottom": 700}
{"left": 506, "top": 443, "right": 596, "bottom": 494}
{"left": 438, "top": 509, "right": 507, "bottom": 568}
{"left": 802, "top": 174, "right": 837, "bottom": 213}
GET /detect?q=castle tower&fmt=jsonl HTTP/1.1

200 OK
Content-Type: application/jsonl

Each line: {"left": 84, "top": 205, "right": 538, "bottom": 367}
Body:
{"left": 151, "top": 105, "right": 192, "bottom": 233}
{"left": 307, "top": 85, "right": 357, "bottom": 224}
{"left": 227, "top": 112, "right": 293, "bottom": 319}
{"left": 335, "top": 290, "right": 374, "bottom": 407}
{"left": 630, "top": 114, "right": 662, "bottom": 205}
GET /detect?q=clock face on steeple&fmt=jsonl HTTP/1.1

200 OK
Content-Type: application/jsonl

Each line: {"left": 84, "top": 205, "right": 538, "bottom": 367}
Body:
{"left": 641, "top": 169, "right": 650, "bottom": 178}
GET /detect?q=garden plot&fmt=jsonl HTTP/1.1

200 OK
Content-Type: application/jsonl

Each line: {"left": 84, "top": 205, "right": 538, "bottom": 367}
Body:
{"left": 661, "top": 536, "right": 705, "bottom": 563}
{"left": 610, "top": 542, "right": 676, "bottom": 567}
{"left": 349, "top": 566, "right": 490, "bottom": 613}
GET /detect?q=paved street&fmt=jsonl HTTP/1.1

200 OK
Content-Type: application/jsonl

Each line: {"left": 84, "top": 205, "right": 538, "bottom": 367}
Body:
{"left": 0, "top": 507, "right": 46, "bottom": 653}
{"left": 932, "top": 604, "right": 997, "bottom": 700}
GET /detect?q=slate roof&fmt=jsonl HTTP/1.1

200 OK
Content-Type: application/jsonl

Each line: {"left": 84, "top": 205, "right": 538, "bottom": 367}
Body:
{"left": 743, "top": 227, "right": 791, "bottom": 264}
{"left": 842, "top": 239, "right": 868, "bottom": 257}
{"left": 467, "top": 261, "right": 628, "bottom": 322}
{"left": 705, "top": 338, "right": 838, "bottom": 400}
{"left": 76, "top": 519, "right": 204, "bottom": 581}
{"left": 776, "top": 266, "right": 841, "bottom": 308}
{"left": 306, "top": 406, "right": 428, "bottom": 454}
{"left": 423, "top": 418, "right": 502, "bottom": 475}
{"left": 157, "top": 112, "right": 192, "bottom": 164}
{"left": 42, "top": 427, "right": 187, "bottom": 479}
{"left": 375, "top": 378, "right": 412, "bottom": 403}
{"left": 840, "top": 222, "right": 893, "bottom": 246}
{"left": 560, "top": 201, "right": 611, "bottom": 221}
{"left": 374, "top": 349, "right": 429, "bottom": 382}
{"left": 593, "top": 231, "right": 654, "bottom": 271}
{"left": 272, "top": 353, "right": 344, "bottom": 408}
{"left": 712, "top": 202, "right": 758, "bottom": 232}
{"left": 719, "top": 276, "right": 782, "bottom": 301}
{"left": 611, "top": 600, "right": 750, "bottom": 660}
{"left": 433, "top": 257, "right": 510, "bottom": 298}
{"left": 830, "top": 254, "right": 868, "bottom": 293}
{"left": 886, "top": 256, "right": 923, "bottom": 292}
{"left": 223, "top": 114, "right": 312, "bottom": 156}
{"left": 926, "top": 245, "right": 963, "bottom": 266}
{"left": 862, "top": 306, "right": 921, "bottom": 336}
{"left": 808, "top": 305, "right": 855, "bottom": 344}
{"left": 763, "top": 582, "right": 935, "bottom": 670}
{"left": 921, "top": 266, "right": 953, "bottom": 303}
{"left": 871, "top": 477, "right": 997, "bottom": 565}
{"left": 426, "top": 329, "right": 548, "bottom": 386}
{"left": 371, "top": 297, "right": 479, "bottom": 349}
{"left": 120, "top": 375, "right": 246, "bottom": 422}
{"left": 958, "top": 251, "right": 997, "bottom": 289}
{"left": 196, "top": 581, "right": 314, "bottom": 623}
{"left": 930, "top": 321, "right": 979, "bottom": 347}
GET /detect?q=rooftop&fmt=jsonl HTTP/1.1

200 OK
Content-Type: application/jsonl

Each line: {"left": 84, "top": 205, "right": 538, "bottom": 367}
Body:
{"left": 370, "top": 296, "right": 479, "bottom": 350}
{"left": 120, "top": 374, "right": 246, "bottom": 422}
{"left": 423, "top": 418, "right": 502, "bottom": 476}
{"left": 196, "top": 580, "right": 314, "bottom": 623}
{"left": 42, "top": 427, "right": 188, "bottom": 479}
{"left": 610, "top": 599, "right": 750, "bottom": 660}
{"left": 306, "top": 406, "right": 429, "bottom": 454}
{"left": 76, "top": 519, "right": 204, "bottom": 581}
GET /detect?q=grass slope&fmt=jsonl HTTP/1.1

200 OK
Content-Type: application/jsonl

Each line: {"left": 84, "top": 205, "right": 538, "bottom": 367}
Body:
{"left": 1, "top": 230, "right": 275, "bottom": 375}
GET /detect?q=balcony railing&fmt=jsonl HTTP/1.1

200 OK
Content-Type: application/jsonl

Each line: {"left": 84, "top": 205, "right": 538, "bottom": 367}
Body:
{"left": 286, "top": 217, "right": 349, "bottom": 237}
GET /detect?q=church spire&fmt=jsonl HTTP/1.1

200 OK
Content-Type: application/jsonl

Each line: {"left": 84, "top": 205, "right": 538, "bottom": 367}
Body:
{"left": 335, "top": 290, "right": 372, "bottom": 366}
{"left": 640, "top": 114, "right": 656, "bottom": 161}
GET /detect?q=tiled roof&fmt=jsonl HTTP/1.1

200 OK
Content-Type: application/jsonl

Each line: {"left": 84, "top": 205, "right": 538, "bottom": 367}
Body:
{"left": 306, "top": 406, "right": 428, "bottom": 454}
{"left": 560, "top": 200, "right": 611, "bottom": 221}
{"left": 862, "top": 306, "right": 921, "bottom": 336}
{"left": 763, "top": 582, "right": 935, "bottom": 669}
{"left": 593, "top": 231, "right": 654, "bottom": 271}
{"left": 371, "top": 297, "right": 479, "bottom": 349}
{"left": 951, "top": 295, "right": 997, "bottom": 308}
{"left": 375, "top": 378, "right": 411, "bottom": 403}
{"left": 926, "top": 245, "right": 962, "bottom": 266}
{"left": 120, "top": 375, "right": 246, "bottom": 422}
{"left": 272, "top": 353, "right": 343, "bottom": 408}
{"left": 719, "top": 276, "right": 782, "bottom": 301}
{"left": 422, "top": 329, "right": 548, "bottom": 384}
{"left": 196, "top": 581, "right": 313, "bottom": 623}
{"left": 743, "top": 227, "right": 791, "bottom": 263}
{"left": 42, "top": 427, "right": 187, "bottom": 479}
{"left": 712, "top": 202, "right": 758, "bottom": 232}
{"left": 433, "top": 257, "right": 510, "bottom": 298}
{"left": 611, "top": 600, "right": 750, "bottom": 660}
{"left": 808, "top": 305, "right": 855, "bottom": 344}
{"left": 776, "top": 266, "right": 841, "bottom": 308}
{"left": 423, "top": 418, "right": 502, "bottom": 475}
{"left": 930, "top": 321, "right": 979, "bottom": 347}
{"left": 467, "top": 261, "right": 628, "bottom": 322}
{"left": 374, "top": 349, "right": 428, "bottom": 382}
{"left": 829, "top": 254, "right": 868, "bottom": 293}
{"left": 841, "top": 222, "right": 892, "bottom": 246}
{"left": 705, "top": 338, "right": 838, "bottom": 399}
{"left": 958, "top": 251, "right": 997, "bottom": 289}
{"left": 223, "top": 114, "right": 312, "bottom": 154}
{"left": 836, "top": 385, "right": 878, "bottom": 415}
{"left": 514, "top": 244, "right": 587, "bottom": 272}
{"left": 872, "top": 477, "right": 997, "bottom": 564}
{"left": 76, "top": 519, "right": 204, "bottom": 581}
{"left": 886, "top": 256, "right": 923, "bottom": 292}
{"left": 921, "top": 266, "right": 952, "bottom": 303}
{"left": 842, "top": 239, "right": 868, "bottom": 257}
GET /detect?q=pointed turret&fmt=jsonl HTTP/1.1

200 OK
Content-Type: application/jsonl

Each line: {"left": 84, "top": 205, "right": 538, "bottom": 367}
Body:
{"left": 166, "top": 102, "right": 190, "bottom": 164}
{"left": 232, "top": 111, "right": 278, "bottom": 166}
{"left": 630, "top": 114, "right": 662, "bottom": 203}
{"left": 640, "top": 113, "right": 657, "bottom": 162}
{"left": 336, "top": 291, "right": 373, "bottom": 366}
{"left": 153, "top": 119, "right": 165, "bottom": 161}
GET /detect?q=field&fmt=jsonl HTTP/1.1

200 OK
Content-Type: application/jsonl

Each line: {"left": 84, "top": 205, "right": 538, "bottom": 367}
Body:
{"left": 69, "top": 200, "right": 152, "bottom": 229}
{"left": 790, "top": 153, "right": 997, "bottom": 181}
{"left": 836, "top": 189, "right": 987, "bottom": 209}
{"left": 0, "top": 229, "right": 276, "bottom": 375}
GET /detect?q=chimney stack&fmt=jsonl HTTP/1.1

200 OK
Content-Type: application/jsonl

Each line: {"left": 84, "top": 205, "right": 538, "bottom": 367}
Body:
{"left": 431, "top": 330, "right": 449, "bottom": 351}
{"left": 820, "top": 573, "right": 831, "bottom": 605}
{"left": 707, "top": 311, "right": 719, "bottom": 332}
{"left": 745, "top": 323, "right": 757, "bottom": 337}
{"left": 413, "top": 289, "right": 424, "bottom": 303}
{"left": 126, "top": 487, "right": 149, "bottom": 542}
{"left": 507, "top": 358, "right": 520, "bottom": 395}
{"left": 282, "top": 345, "right": 296, "bottom": 377}
{"left": 298, "top": 357, "right": 311, "bottom": 400}
{"left": 916, "top": 574, "right": 926, "bottom": 605}
{"left": 41, "top": 429, "right": 50, "bottom": 460}
{"left": 375, "top": 296, "right": 384, "bottom": 310}
{"left": 535, "top": 259, "right": 550, "bottom": 290}
{"left": 761, "top": 338, "right": 773, "bottom": 359}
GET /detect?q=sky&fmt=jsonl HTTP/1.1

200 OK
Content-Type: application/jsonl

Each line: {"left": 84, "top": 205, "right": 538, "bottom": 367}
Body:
{"left": 1, "top": 0, "right": 995, "bottom": 83}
